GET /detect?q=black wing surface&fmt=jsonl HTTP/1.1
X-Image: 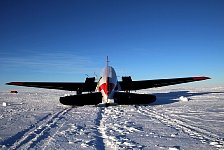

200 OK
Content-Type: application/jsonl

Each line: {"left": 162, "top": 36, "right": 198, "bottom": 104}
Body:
{"left": 119, "top": 76, "right": 210, "bottom": 91}
{"left": 6, "top": 82, "right": 97, "bottom": 92}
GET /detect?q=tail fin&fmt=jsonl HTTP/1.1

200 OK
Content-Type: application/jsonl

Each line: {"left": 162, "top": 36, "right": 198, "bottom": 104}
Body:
{"left": 106, "top": 56, "right": 109, "bottom": 102}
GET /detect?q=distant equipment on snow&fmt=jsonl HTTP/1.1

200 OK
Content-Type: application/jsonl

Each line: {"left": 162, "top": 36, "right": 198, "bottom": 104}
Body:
{"left": 10, "top": 91, "right": 18, "bottom": 94}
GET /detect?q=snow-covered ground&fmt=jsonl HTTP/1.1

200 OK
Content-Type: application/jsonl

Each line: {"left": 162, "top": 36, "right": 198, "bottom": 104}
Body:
{"left": 0, "top": 86, "right": 224, "bottom": 150}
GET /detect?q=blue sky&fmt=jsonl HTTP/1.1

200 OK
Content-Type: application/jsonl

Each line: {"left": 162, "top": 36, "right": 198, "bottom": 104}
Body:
{"left": 0, "top": 0, "right": 224, "bottom": 90}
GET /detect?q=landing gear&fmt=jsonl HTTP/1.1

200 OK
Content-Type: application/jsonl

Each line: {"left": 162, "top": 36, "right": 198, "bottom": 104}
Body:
{"left": 77, "top": 88, "right": 82, "bottom": 95}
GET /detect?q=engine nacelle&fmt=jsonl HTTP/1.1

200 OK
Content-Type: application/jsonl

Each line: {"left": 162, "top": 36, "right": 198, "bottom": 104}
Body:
{"left": 121, "top": 76, "right": 132, "bottom": 92}
{"left": 77, "top": 77, "right": 96, "bottom": 94}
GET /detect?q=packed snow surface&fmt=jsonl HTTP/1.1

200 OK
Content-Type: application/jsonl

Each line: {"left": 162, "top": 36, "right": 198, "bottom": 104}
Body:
{"left": 0, "top": 86, "right": 224, "bottom": 150}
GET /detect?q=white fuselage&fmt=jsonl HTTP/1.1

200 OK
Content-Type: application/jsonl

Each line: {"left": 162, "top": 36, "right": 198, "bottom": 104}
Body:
{"left": 96, "top": 66, "right": 119, "bottom": 103}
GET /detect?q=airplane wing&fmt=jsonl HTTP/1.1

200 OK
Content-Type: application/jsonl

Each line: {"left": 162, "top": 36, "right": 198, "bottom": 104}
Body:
{"left": 119, "top": 76, "right": 210, "bottom": 91}
{"left": 6, "top": 82, "right": 97, "bottom": 92}
{"left": 7, "top": 77, "right": 210, "bottom": 92}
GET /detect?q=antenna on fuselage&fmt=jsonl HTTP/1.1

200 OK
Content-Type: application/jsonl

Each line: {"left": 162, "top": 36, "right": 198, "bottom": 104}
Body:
{"left": 94, "top": 72, "right": 98, "bottom": 81}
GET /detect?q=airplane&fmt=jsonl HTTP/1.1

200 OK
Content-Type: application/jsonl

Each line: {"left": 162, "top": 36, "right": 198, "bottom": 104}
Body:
{"left": 6, "top": 57, "right": 210, "bottom": 106}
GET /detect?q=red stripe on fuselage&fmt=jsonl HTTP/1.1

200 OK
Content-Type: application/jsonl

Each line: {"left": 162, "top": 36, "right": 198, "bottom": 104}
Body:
{"left": 98, "top": 82, "right": 115, "bottom": 96}
{"left": 99, "top": 83, "right": 108, "bottom": 95}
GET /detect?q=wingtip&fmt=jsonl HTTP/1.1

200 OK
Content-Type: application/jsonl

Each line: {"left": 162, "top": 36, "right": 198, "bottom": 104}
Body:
{"left": 6, "top": 82, "right": 24, "bottom": 86}
{"left": 193, "top": 76, "right": 211, "bottom": 81}
{"left": 203, "top": 76, "right": 211, "bottom": 80}
{"left": 205, "top": 76, "right": 211, "bottom": 80}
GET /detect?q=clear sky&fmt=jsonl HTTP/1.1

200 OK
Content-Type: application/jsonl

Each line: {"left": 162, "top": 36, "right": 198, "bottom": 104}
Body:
{"left": 1, "top": 0, "right": 224, "bottom": 90}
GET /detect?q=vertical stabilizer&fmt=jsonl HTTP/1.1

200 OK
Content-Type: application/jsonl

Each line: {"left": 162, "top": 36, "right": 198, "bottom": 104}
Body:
{"left": 106, "top": 56, "right": 109, "bottom": 102}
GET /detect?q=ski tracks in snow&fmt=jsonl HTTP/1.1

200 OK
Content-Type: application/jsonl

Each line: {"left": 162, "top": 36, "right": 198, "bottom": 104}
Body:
{"left": 2, "top": 107, "right": 72, "bottom": 150}
{"left": 2, "top": 104, "right": 223, "bottom": 150}
{"left": 137, "top": 106, "right": 224, "bottom": 149}
{"left": 98, "top": 106, "right": 145, "bottom": 150}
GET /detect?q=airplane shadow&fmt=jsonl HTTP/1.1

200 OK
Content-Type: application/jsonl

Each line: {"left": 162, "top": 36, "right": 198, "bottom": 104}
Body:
{"left": 151, "top": 91, "right": 224, "bottom": 105}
